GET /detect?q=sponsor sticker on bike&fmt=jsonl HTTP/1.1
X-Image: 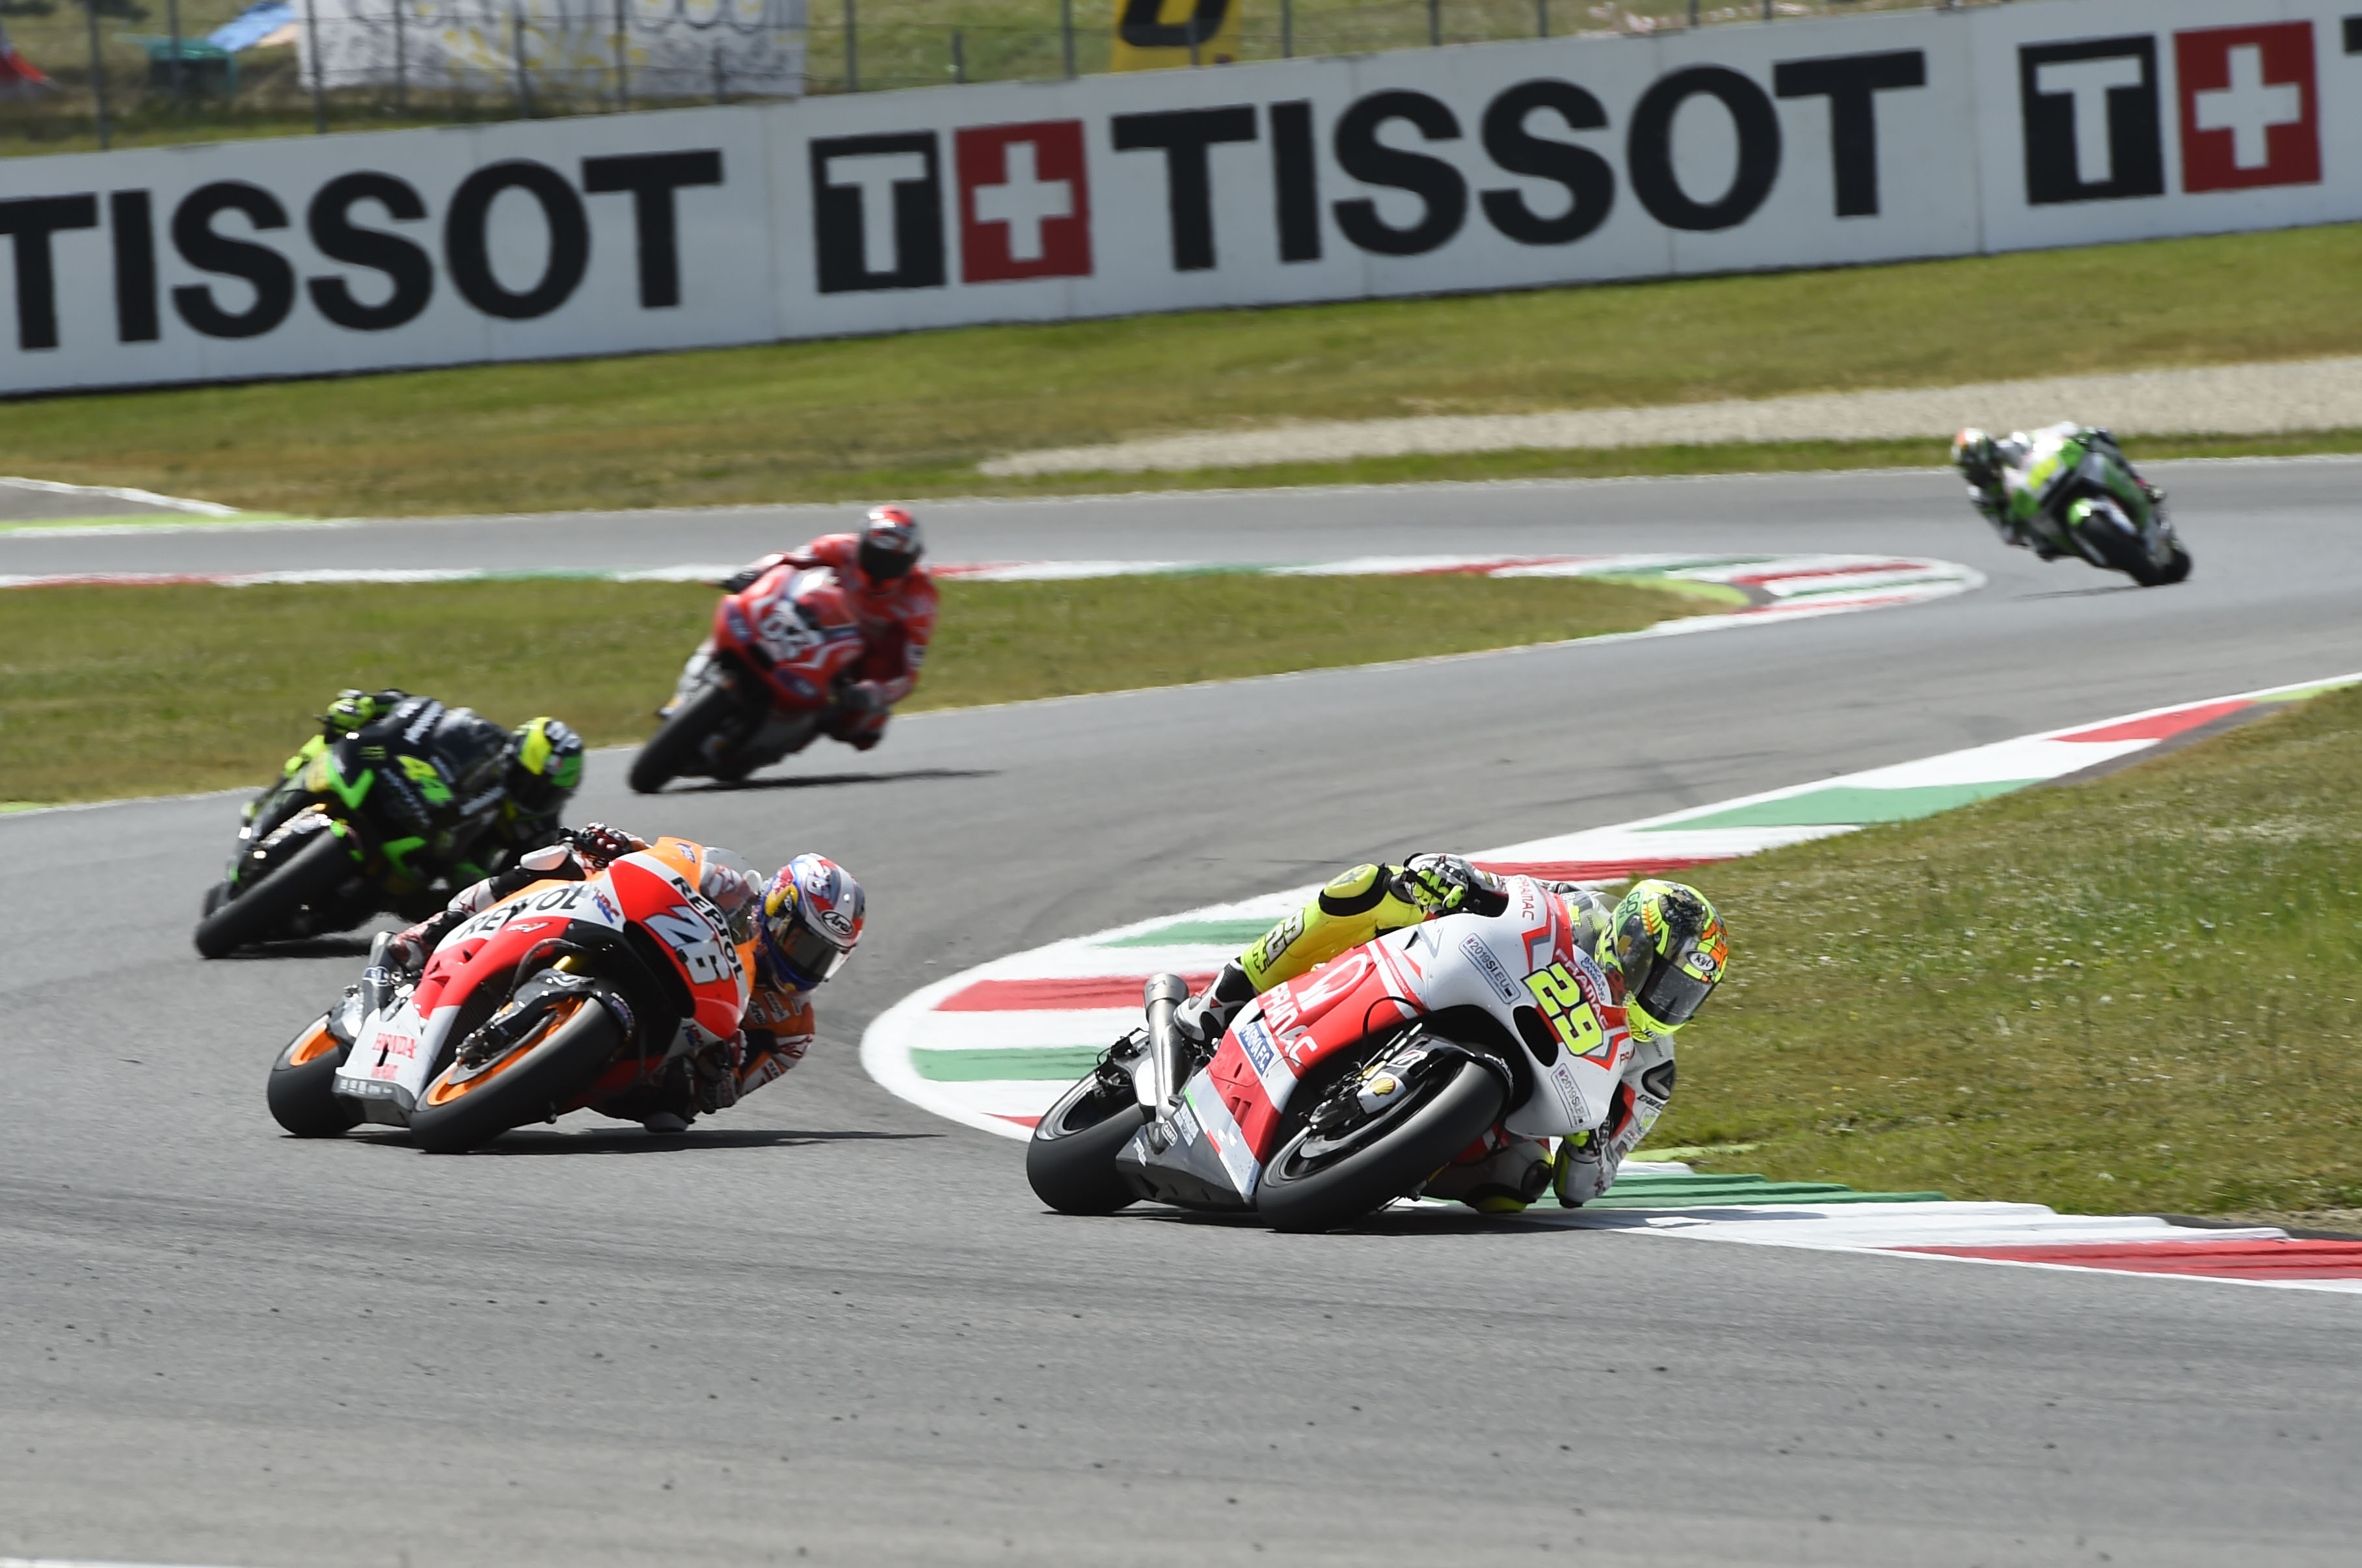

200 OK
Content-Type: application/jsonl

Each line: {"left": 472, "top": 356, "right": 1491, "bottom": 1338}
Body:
{"left": 1461, "top": 934, "right": 1523, "bottom": 1005}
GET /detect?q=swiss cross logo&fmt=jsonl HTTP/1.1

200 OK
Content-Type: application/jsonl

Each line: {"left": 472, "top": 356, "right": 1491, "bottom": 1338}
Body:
{"left": 2175, "top": 23, "right": 2320, "bottom": 193}
{"left": 956, "top": 121, "right": 1092, "bottom": 284}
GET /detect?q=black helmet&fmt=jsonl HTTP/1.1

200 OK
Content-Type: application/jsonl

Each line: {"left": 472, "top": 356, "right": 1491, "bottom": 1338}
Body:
{"left": 856, "top": 505, "right": 924, "bottom": 587}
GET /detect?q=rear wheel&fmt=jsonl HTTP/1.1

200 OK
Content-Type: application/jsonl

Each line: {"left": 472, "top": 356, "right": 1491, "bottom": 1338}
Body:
{"left": 630, "top": 682, "right": 744, "bottom": 795}
{"left": 409, "top": 998, "right": 623, "bottom": 1154}
{"left": 1026, "top": 1073, "right": 1149, "bottom": 1215}
{"left": 1255, "top": 1055, "right": 1505, "bottom": 1233}
{"left": 265, "top": 1015, "right": 362, "bottom": 1137}
{"left": 194, "top": 829, "right": 354, "bottom": 959}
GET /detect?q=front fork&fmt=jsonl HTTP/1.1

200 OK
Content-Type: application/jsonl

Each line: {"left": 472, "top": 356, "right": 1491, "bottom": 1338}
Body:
{"left": 662, "top": 641, "right": 723, "bottom": 718}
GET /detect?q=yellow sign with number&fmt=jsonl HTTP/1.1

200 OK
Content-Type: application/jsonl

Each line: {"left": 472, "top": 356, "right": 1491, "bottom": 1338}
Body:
{"left": 1110, "top": 0, "right": 1244, "bottom": 70}
{"left": 1525, "top": 962, "right": 1606, "bottom": 1058}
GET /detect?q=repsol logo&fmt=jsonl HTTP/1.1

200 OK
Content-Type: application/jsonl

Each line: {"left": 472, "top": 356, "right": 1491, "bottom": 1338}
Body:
{"left": 812, "top": 47, "right": 1928, "bottom": 291}
{"left": 0, "top": 150, "right": 721, "bottom": 351}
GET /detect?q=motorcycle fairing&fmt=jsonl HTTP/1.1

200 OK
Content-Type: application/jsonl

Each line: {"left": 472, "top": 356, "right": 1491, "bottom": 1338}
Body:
{"left": 1124, "top": 879, "right": 1633, "bottom": 1204}
{"left": 719, "top": 566, "right": 869, "bottom": 711}
{"left": 605, "top": 851, "right": 751, "bottom": 1039}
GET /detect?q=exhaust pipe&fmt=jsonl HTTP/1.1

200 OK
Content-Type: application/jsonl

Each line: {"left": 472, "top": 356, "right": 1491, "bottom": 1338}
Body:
{"left": 1139, "top": 972, "right": 1189, "bottom": 1111}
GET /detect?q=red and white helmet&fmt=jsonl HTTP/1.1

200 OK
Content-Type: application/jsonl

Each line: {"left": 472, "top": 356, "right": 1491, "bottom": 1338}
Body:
{"left": 857, "top": 505, "right": 924, "bottom": 587}
{"left": 758, "top": 853, "right": 866, "bottom": 990}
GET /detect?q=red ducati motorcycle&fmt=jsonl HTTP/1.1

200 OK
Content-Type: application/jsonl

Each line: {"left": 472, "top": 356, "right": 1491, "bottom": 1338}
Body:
{"left": 630, "top": 564, "right": 871, "bottom": 793}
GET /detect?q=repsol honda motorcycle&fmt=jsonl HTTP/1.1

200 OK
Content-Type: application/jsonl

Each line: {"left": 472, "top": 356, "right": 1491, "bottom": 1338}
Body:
{"left": 2011, "top": 427, "right": 2192, "bottom": 587}
{"left": 196, "top": 698, "right": 515, "bottom": 959}
{"left": 264, "top": 837, "right": 756, "bottom": 1153}
{"left": 1027, "top": 876, "right": 1635, "bottom": 1232}
{"left": 629, "top": 565, "right": 871, "bottom": 793}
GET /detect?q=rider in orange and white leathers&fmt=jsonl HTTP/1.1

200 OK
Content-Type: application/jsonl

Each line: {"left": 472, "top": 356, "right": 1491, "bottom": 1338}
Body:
{"left": 715, "top": 505, "right": 937, "bottom": 751}
{"left": 1171, "top": 856, "right": 1728, "bottom": 1212}
{"left": 385, "top": 825, "right": 866, "bottom": 1128}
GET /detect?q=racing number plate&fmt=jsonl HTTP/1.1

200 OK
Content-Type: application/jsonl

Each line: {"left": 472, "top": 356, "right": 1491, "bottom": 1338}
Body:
{"left": 1524, "top": 961, "right": 1606, "bottom": 1059}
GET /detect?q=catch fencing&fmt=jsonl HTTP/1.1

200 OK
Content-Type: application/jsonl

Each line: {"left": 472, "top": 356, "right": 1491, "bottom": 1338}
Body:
{"left": 0, "top": 0, "right": 2352, "bottom": 395}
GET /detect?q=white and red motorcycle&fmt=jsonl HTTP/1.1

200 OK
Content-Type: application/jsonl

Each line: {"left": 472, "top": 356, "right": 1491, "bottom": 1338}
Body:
{"left": 1027, "top": 876, "right": 1633, "bottom": 1232}
{"left": 263, "top": 837, "right": 755, "bottom": 1153}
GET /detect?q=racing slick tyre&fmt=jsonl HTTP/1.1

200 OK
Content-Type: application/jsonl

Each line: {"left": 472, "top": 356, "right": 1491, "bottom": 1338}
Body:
{"left": 2157, "top": 545, "right": 2194, "bottom": 586}
{"left": 194, "top": 829, "right": 353, "bottom": 959}
{"left": 630, "top": 684, "right": 740, "bottom": 795}
{"left": 266, "top": 1014, "right": 362, "bottom": 1137}
{"left": 2076, "top": 508, "right": 2173, "bottom": 587}
{"left": 1256, "top": 1055, "right": 1506, "bottom": 1234}
{"left": 409, "top": 997, "right": 624, "bottom": 1154}
{"left": 1026, "top": 1073, "right": 1149, "bottom": 1215}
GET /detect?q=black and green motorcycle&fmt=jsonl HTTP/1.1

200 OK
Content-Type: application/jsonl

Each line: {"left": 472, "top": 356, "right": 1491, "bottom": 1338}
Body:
{"left": 194, "top": 697, "right": 520, "bottom": 959}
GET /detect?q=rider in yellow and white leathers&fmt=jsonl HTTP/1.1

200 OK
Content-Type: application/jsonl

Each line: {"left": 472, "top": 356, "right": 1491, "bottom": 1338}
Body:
{"left": 1172, "top": 855, "right": 1729, "bottom": 1212}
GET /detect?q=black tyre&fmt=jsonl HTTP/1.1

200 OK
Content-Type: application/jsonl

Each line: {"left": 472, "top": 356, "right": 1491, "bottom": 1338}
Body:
{"left": 267, "top": 1014, "right": 362, "bottom": 1137}
{"left": 2157, "top": 545, "right": 2193, "bottom": 585}
{"left": 2074, "top": 507, "right": 2170, "bottom": 587}
{"left": 1255, "top": 1056, "right": 1505, "bottom": 1234}
{"left": 195, "top": 829, "right": 354, "bottom": 959}
{"left": 1026, "top": 1073, "right": 1149, "bottom": 1215}
{"left": 409, "top": 997, "right": 624, "bottom": 1154}
{"left": 629, "top": 683, "right": 742, "bottom": 795}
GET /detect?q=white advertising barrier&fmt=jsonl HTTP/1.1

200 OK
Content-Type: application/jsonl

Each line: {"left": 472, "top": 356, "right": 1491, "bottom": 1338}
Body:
{"left": 0, "top": 0, "right": 2353, "bottom": 395}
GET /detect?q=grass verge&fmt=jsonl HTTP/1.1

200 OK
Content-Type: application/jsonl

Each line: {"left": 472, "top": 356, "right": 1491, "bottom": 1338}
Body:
{"left": 0, "top": 571, "right": 1707, "bottom": 804}
{"left": 1657, "top": 685, "right": 2362, "bottom": 1223}
{"left": 0, "top": 224, "right": 2355, "bottom": 516}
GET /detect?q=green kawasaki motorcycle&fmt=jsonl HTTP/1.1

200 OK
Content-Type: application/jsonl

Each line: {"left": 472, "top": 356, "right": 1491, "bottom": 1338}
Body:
{"left": 194, "top": 698, "right": 519, "bottom": 959}
{"left": 2007, "top": 427, "right": 2192, "bottom": 588}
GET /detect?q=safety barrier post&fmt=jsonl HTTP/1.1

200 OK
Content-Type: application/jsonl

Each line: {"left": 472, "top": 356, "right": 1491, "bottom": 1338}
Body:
{"left": 1536, "top": 0, "right": 1547, "bottom": 38}
{"left": 949, "top": 28, "right": 964, "bottom": 83}
{"left": 612, "top": 0, "right": 626, "bottom": 107}
{"left": 1281, "top": 0, "right": 1291, "bottom": 58}
{"left": 82, "top": 0, "right": 110, "bottom": 149}
{"left": 1427, "top": 0, "right": 1439, "bottom": 47}
{"left": 1059, "top": 0, "right": 1073, "bottom": 77}
{"left": 1761, "top": 0, "right": 1771, "bottom": 17}
{"left": 511, "top": 8, "right": 532, "bottom": 117}
{"left": 842, "top": 0, "right": 857, "bottom": 90}
{"left": 394, "top": 0, "right": 406, "bottom": 112}
{"left": 1689, "top": 0, "right": 1699, "bottom": 26}
{"left": 712, "top": 42, "right": 725, "bottom": 101}
{"left": 305, "top": 0, "right": 327, "bottom": 132}
{"left": 166, "top": 0, "right": 183, "bottom": 102}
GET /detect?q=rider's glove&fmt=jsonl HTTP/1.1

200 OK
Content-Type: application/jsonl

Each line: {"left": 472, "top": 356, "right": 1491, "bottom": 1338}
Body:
{"left": 384, "top": 922, "right": 433, "bottom": 976}
{"left": 837, "top": 680, "right": 885, "bottom": 715}
{"left": 1399, "top": 853, "right": 1509, "bottom": 918}
{"left": 569, "top": 823, "right": 647, "bottom": 868}
{"left": 692, "top": 1032, "right": 746, "bottom": 1115}
{"left": 718, "top": 553, "right": 786, "bottom": 594}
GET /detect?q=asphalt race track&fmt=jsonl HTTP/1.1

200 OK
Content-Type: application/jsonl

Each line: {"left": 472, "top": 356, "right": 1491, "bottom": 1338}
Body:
{"left": 6, "top": 461, "right": 2362, "bottom": 1566}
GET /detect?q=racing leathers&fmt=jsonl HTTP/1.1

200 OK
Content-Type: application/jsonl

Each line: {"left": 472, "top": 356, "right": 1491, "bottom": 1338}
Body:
{"left": 385, "top": 827, "right": 820, "bottom": 1126}
{"left": 1172, "top": 855, "right": 1677, "bottom": 1214}
{"left": 262, "top": 690, "right": 581, "bottom": 906}
{"left": 721, "top": 533, "right": 939, "bottom": 749}
{"left": 1963, "top": 423, "right": 2166, "bottom": 560}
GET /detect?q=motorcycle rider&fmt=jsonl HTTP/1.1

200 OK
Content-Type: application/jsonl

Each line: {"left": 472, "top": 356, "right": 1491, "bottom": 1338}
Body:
{"left": 1169, "top": 856, "right": 1728, "bottom": 1214}
{"left": 273, "top": 689, "right": 584, "bottom": 886}
{"left": 383, "top": 824, "right": 865, "bottom": 1131}
{"left": 1952, "top": 423, "right": 2167, "bottom": 559}
{"left": 714, "top": 505, "right": 938, "bottom": 751}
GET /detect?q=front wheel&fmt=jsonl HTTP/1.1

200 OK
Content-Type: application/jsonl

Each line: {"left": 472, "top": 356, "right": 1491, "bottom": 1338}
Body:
{"left": 630, "top": 682, "right": 744, "bottom": 795}
{"left": 265, "top": 1014, "right": 362, "bottom": 1137}
{"left": 195, "top": 828, "right": 354, "bottom": 959}
{"left": 1026, "top": 1073, "right": 1149, "bottom": 1215}
{"left": 1255, "top": 1056, "right": 1505, "bottom": 1233}
{"left": 2155, "top": 545, "right": 2193, "bottom": 586}
{"left": 409, "top": 996, "right": 624, "bottom": 1154}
